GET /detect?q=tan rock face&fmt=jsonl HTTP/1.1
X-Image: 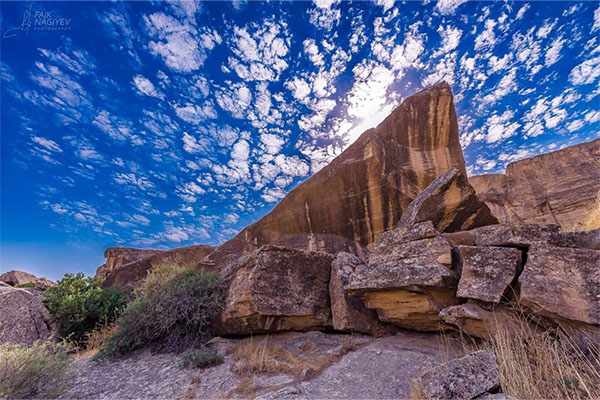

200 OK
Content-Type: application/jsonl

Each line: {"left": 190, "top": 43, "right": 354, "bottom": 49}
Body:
{"left": 0, "top": 270, "right": 56, "bottom": 291}
{"left": 440, "top": 302, "right": 529, "bottom": 339}
{"left": 519, "top": 245, "right": 600, "bottom": 326}
{"left": 200, "top": 82, "right": 466, "bottom": 269}
{"left": 218, "top": 246, "right": 333, "bottom": 335}
{"left": 398, "top": 168, "right": 497, "bottom": 232}
{"left": 456, "top": 246, "right": 522, "bottom": 304}
{"left": 96, "top": 247, "right": 163, "bottom": 279}
{"left": 102, "top": 244, "right": 215, "bottom": 289}
{"left": 344, "top": 222, "right": 459, "bottom": 331}
{"left": 470, "top": 139, "right": 600, "bottom": 230}
{"left": 0, "top": 285, "right": 54, "bottom": 346}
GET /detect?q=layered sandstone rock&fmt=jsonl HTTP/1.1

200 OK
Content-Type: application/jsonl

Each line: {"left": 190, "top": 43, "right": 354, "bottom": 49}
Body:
{"left": 455, "top": 246, "right": 521, "bottom": 304}
{"left": 218, "top": 246, "right": 333, "bottom": 335}
{"left": 200, "top": 82, "right": 466, "bottom": 269}
{"left": 398, "top": 168, "right": 497, "bottom": 232}
{"left": 0, "top": 270, "right": 56, "bottom": 291}
{"left": 0, "top": 284, "right": 55, "bottom": 346}
{"left": 102, "top": 244, "right": 214, "bottom": 289}
{"left": 421, "top": 350, "right": 500, "bottom": 400}
{"left": 440, "top": 302, "right": 528, "bottom": 339}
{"left": 470, "top": 139, "right": 600, "bottom": 230}
{"left": 344, "top": 222, "right": 459, "bottom": 331}
{"left": 96, "top": 247, "right": 163, "bottom": 279}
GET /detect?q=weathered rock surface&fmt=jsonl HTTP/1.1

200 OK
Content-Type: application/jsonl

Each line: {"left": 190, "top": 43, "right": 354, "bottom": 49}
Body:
{"left": 102, "top": 244, "right": 214, "bottom": 289}
{"left": 519, "top": 245, "right": 600, "bottom": 326}
{"left": 218, "top": 246, "right": 334, "bottom": 335}
{"left": 470, "top": 139, "right": 600, "bottom": 230}
{"left": 440, "top": 302, "right": 526, "bottom": 339}
{"left": 200, "top": 82, "right": 467, "bottom": 269}
{"left": 96, "top": 247, "right": 163, "bottom": 278}
{"left": 398, "top": 168, "right": 497, "bottom": 232}
{"left": 330, "top": 253, "right": 388, "bottom": 334}
{"left": 344, "top": 223, "right": 459, "bottom": 331}
{"left": 0, "top": 270, "right": 56, "bottom": 291}
{"left": 456, "top": 246, "right": 522, "bottom": 303}
{"left": 0, "top": 284, "right": 54, "bottom": 346}
{"left": 421, "top": 350, "right": 500, "bottom": 399}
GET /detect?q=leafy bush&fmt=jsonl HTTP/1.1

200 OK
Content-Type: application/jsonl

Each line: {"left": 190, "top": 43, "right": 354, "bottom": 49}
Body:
{"left": 0, "top": 341, "right": 70, "bottom": 399}
{"left": 101, "top": 265, "right": 224, "bottom": 356}
{"left": 43, "top": 273, "right": 126, "bottom": 345}
{"left": 182, "top": 347, "right": 224, "bottom": 369}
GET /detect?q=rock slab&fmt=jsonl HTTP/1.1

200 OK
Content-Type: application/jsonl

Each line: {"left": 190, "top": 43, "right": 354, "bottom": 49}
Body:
{"left": 0, "top": 270, "right": 56, "bottom": 291}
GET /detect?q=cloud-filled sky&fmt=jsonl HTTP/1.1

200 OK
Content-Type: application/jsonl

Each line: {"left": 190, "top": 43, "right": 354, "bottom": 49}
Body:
{"left": 1, "top": 0, "right": 599, "bottom": 280}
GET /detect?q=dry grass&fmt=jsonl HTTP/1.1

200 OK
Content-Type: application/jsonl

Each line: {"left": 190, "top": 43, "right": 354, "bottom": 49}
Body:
{"left": 74, "top": 323, "right": 118, "bottom": 360}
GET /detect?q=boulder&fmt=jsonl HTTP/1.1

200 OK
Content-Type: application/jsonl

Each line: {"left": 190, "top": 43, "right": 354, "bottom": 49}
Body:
{"left": 0, "top": 270, "right": 56, "bottom": 291}
{"left": 518, "top": 245, "right": 600, "bottom": 326}
{"left": 102, "top": 244, "right": 215, "bottom": 289}
{"left": 398, "top": 168, "right": 497, "bottom": 232}
{"left": 455, "top": 246, "right": 522, "bottom": 304}
{"left": 96, "top": 247, "right": 163, "bottom": 278}
{"left": 330, "top": 252, "right": 388, "bottom": 334}
{"left": 421, "top": 350, "right": 500, "bottom": 399}
{"left": 0, "top": 285, "right": 54, "bottom": 346}
{"left": 200, "top": 82, "right": 467, "bottom": 269}
{"left": 470, "top": 138, "right": 600, "bottom": 230}
{"left": 344, "top": 223, "right": 459, "bottom": 331}
{"left": 218, "top": 246, "right": 333, "bottom": 335}
{"left": 443, "top": 224, "right": 560, "bottom": 248}
{"left": 440, "top": 302, "right": 528, "bottom": 339}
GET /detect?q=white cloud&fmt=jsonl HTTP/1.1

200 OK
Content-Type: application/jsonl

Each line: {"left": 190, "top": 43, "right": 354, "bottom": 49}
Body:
{"left": 174, "top": 102, "right": 217, "bottom": 123}
{"left": 308, "top": 0, "right": 341, "bottom": 30}
{"left": 436, "top": 0, "right": 468, "bottom": 15}
{"left": 569, "top": 56, "right": 600, "bottom": 85}
{"left": 32, "top": 136, "right": 62, "bottom": 153}
{"left": 132, "top": 75, "right": 163, "bottom": 99}
{"left": 347, "top": 60, "right": 394, "bottom": 119}
{"left": 593, "top": 6, "right": 600, "bottom": 33}
{"left": 544, "top": 36, "right": 565, "bottom": 67}
{"left": 484, "top": 109, "right": 521, "bottom": 143}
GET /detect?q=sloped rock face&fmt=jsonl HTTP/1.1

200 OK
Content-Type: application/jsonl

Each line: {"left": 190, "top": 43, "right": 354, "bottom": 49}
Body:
{"left": 200, "top": 82, "right": 466, "bottom": 269}
{"left": 470, "top": 139, "right": 600, "bottom": 230}
{"left": 102, "top": 244, "right": 215, "bottom": 289}
{"left": 344, "top": 222, "right": 459, "bottom": 331}
{"left": 421, "top": 350, "right": 500, "bottom": 400}
{"left": 440, "top": 302, "right": 527, "bottom": 339}
{"left": 398, "top": 168, "right": 497, "bottom": 232}
{"left": 218, "top": 246, "right": 333, "bottom": 335}
{"left": 0, "top": 284, "right": 54, "bottom": 346}
{"left": 0, "top": 270, "right": 56, "bottom": 291}
{"left": 96, "top": 247, "right": 163, "bottom": 279}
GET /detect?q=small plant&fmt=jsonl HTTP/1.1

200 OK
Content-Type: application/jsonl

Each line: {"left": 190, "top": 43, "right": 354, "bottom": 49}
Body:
{"left": 101, "top": 265, "right": 224, "bottom": 356}
{"left": 75, "top": 322, "right": 118, "bottom": 360}
{"left": 182, "top": 347, "right": 224, "bottom": 369}
{"left": 0, "top": 341, "right": 71, "bottom": 399}
{"left": 43, "top": 272, "right": 127, "bottom": 346}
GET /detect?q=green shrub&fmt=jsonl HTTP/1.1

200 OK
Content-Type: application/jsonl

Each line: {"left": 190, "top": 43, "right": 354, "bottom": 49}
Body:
{"left": 0, "top": 341, "right": 70, "bottom": 399}
{"left": 43, "top": 272, "right": 127, "bottom": 345}
{"left": 101, "top": 265, "right": 224, "bottom": 356}
{"left": 182, "top": 347, "right": 224, "bottom": 369}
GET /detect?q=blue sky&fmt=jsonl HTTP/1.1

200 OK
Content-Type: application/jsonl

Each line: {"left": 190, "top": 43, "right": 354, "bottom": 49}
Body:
{"left": 1, "top": 1, "right": 599, "bottom": 280}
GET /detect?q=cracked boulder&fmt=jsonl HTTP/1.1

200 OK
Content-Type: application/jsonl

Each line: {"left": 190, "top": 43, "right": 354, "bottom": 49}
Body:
{"left": 398, "top": 168, "right": 498, "bottom": 233}
{"left": 344, "top": 222, "right": 460, "bottom": 331}
{"left": 218, "top": 246, "right": 334, "bottom": 335}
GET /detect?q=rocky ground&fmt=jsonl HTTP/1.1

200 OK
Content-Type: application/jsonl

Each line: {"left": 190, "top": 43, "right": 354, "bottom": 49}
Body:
{"left": 60, "top": 330, "right": 460, "bottom": 400}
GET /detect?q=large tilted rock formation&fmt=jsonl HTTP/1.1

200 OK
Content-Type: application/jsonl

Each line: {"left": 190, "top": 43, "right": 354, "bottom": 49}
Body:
{"left": 0, "top": 270, "right": 56, "bottom": 291}
{"left": 470, "top": 139, "right": 600, "bottom": 230}
{"left": 96, "top": 247, "right": 163, "bottom": 279}
{"left": 199, "top": 82, "right": 467, "bottom": 269}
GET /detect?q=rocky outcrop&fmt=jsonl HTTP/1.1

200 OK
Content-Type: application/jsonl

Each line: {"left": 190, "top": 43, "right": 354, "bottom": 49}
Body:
{"left": 343, "top": 222, "right": 459, "bottom": 331}
{"left": 0, "top": 284, "right": 54, "bottom": 346}
{"left": 398, "top": 168, "right": 497, "bottom": 232}
{"left": 440, "top": 302, "right": 527, "bottom": 339}
{"left": 218, "top": 246, "right": 333, "bottom": 335}
{"left": 96, "top": 247, "right": 163, "bottom": 278}
{"left": 0, "top": 270, "right": 56, "bottom": 291}
{"left": 199, "top": 82, "right": 466, "bottom": 269}
{"left": 102, "top": 244, "right": 214, "bottom": 289}
{"left": 470, "top": 139, "right": 600, "bottom": 230}
{"left": 420, "top": 350, "right": 500, "bottom": 399}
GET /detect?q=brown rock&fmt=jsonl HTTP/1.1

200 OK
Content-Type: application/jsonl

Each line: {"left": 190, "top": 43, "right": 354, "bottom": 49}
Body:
{"left": 398, "top": 168, "right": 497, "bottom": 232}
{"left": 443, "top": 224, "right": 560, "bottom": 248}
{"left": 330, "top": 252, "right": 386, "bottom": 334}
{"left": 0, "top": 285, "right": 54, "bottom": 346}
{"left": 200, "top": 82, "right": 467, "bottom": 269}
{"left": 218, "top": 246, "right": 333, "bottom": 335}
{"left": 421, "top": 350, "right": 500, "bottom": 400}
{"left": 470, "top": 139, "right": 600, "bottom": 230}
{"left": 0, "top": 270, "right": 56, "bottom": 291}
{"left": 519, "top": 245, "right": 600, "bottom": 326}
{"left": 440, "top": 302, "right": 528, "bottom": 339}
{"left": 102, "top": 244, "right": 215, "bottom": 289}
{"left": 456, "top": 246, "right": 522, "bottom": 303}
{"left": 344, "top": 223, "right": 459, "bottom": 331}
{"left": 96, "top": 247, "right": 163, "bottom": 278}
